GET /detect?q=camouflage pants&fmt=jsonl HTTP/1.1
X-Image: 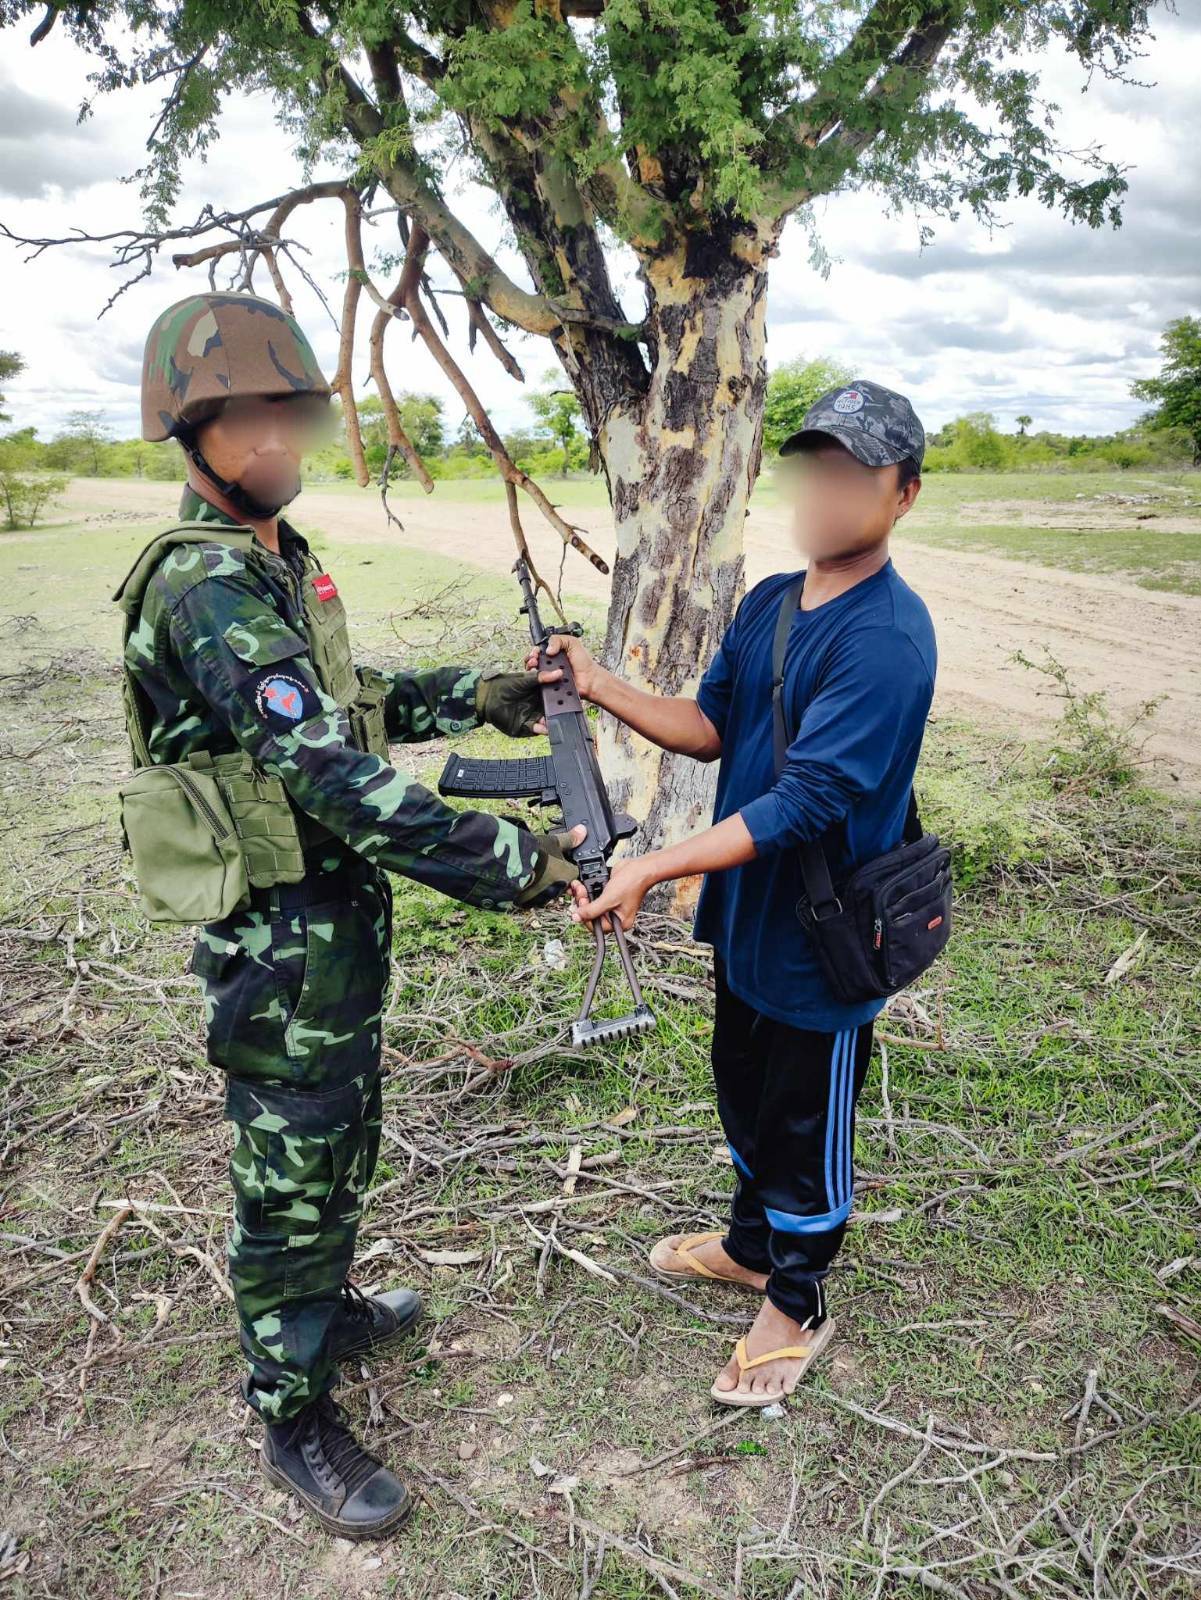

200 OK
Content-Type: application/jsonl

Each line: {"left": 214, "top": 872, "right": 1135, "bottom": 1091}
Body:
{"left": 188, "top": 859, "right": 393, "bottom": 1422}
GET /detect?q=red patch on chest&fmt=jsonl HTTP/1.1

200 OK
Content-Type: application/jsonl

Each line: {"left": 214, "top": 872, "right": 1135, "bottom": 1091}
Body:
{"left": 312, "top": 573, "right": 338, "bottom": 602}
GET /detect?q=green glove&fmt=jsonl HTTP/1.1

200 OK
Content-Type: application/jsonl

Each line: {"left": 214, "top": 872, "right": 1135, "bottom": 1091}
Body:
{"left": 514, "top": 828, "right": 581, "bottom": 906}
{"left": 476, "top": 667, "right": 543, "bottom": 738}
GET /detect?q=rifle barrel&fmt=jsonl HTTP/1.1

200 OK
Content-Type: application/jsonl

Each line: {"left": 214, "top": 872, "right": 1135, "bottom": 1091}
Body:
{"left": 514, "top": 558, "right": 547, "bottom": 646}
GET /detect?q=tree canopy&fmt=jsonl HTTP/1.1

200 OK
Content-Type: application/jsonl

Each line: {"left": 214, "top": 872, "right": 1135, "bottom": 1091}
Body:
{"left": 762, "top": 356, "right": 854, "bottom": 456}
{"left": 1133, "top": 316, "right": 1201, "bottom": 464}
{"left": 0, "top": 0, "right": 1160, "bottom": 589}
{"left": 0, "top": 351, "right": 23, "bottom": 424}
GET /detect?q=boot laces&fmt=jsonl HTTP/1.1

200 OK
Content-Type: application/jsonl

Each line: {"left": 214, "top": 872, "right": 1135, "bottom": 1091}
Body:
{"left": 313, "top": 1394, "right": 383, "bottom": 1498}
{"left": 340, "top": 1279, "right": 375, "bottom": 1326}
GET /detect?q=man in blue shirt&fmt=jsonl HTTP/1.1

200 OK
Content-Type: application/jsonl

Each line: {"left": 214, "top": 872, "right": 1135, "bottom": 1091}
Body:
{"left": 534, "top": 380, "right": 936, "bottom": 1406}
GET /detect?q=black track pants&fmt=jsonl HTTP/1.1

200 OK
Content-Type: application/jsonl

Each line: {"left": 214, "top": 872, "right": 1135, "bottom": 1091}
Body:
{"left": 711, "top": 958, "right": 873, "bottom": 1327}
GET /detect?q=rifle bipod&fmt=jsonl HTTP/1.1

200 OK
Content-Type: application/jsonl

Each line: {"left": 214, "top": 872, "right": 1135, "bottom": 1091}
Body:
{"left": 572, "top": 862, "right": 656, "bottom": 1047}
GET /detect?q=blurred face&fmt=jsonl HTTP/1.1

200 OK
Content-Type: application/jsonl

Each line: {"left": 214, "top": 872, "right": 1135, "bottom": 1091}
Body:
{"left": 780, "top": 440, "right": 920, "bottom": 562}
{"left": 194, "top": 394, "right": 332, "bottom": 515}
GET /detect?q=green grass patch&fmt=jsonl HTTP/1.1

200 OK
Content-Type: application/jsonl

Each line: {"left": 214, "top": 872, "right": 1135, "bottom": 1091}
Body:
{"left": 0, "top": 502, "right": 1197, "bottom": 1598}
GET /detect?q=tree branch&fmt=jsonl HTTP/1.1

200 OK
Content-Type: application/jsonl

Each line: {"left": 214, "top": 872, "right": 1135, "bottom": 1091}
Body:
{"left": 367, "top": 246, "right": 434, "bottom": 496}
{"left": 765, "top": 5, "right": 959, "bottom": 217}
{"left": 400, "top": 224, "right": 610, "bottom": 576}
{"left": 323, "top": 49, "right": 637, "bottom": 342}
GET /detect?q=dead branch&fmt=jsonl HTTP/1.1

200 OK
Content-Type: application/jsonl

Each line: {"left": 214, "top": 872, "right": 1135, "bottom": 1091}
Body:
{"left": 401, "top": 225, "right": 609, "bottom": 577}
{"left": 75, "top": 1202, "right": 133, "bottom": 1325}
{"left": 331, "top": 192, "right": 370, "bottom": 488}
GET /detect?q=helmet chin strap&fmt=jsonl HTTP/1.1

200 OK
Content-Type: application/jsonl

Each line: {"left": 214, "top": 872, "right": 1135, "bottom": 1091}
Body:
{"left": 181, "top": 435, "right": 299, "bottom": 521}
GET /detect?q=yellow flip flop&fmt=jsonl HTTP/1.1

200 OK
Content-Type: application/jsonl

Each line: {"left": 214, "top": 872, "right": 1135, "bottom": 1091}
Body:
{"left": 710, "top": 1319, "right": 837, "bottom": 1408}
{"left": 648, "top": 1231, "right": 762, "bottom": 1290}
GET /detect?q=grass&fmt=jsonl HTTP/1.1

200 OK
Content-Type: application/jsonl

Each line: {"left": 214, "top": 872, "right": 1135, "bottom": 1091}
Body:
{"left": 895, "top": 468, "right": 1201, "bottom": 596}
{"left": 0, "top": 509, "right": 1198, "bottom": 1597}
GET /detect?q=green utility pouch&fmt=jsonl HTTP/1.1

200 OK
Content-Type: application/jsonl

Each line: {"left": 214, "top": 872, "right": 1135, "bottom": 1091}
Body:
{"left": 348, "top": 667, "right": 391, "bottom": 761}
{"left": 119, "top": 760, "right": 250, "bottom": 924}
{"left": 202, "top": 750, "right": 307, "bottom": 888}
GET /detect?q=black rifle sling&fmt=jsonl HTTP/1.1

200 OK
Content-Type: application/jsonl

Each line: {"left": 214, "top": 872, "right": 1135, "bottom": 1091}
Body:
{"left": 769, "top": 577, "right": 920, "bottom": 919}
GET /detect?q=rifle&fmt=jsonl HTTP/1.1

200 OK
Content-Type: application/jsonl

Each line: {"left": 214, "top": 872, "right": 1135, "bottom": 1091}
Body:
{"left": 438, "top": 558, "right": 656, "bottom": 1048}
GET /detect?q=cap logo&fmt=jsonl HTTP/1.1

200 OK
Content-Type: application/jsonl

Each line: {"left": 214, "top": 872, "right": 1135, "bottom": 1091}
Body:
{"left": 832, "top": 389, "right": 865, "bottom": 414}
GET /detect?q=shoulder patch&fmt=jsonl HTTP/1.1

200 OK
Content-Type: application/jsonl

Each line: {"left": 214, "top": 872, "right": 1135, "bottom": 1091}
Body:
{"left": 248, "top": 667, "right": 322, "bottom": 730}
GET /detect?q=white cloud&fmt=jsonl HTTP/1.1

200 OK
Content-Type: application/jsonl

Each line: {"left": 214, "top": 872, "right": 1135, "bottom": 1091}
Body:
{"left": 1, "top": 10, "right": 1198, "bottom": 443}
{"left": 767, "top": 8, "right": 1201, "bottom": 435}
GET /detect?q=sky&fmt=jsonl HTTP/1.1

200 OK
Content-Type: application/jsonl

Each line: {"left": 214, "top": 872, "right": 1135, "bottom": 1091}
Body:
{"left": 0, "top": 6, "right": 1198, "bottom": 446}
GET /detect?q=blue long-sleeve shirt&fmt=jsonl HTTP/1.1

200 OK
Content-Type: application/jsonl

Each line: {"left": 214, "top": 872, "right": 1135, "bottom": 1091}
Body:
{"left": 694, "top": 560, "right": 937, "bottom": 1030}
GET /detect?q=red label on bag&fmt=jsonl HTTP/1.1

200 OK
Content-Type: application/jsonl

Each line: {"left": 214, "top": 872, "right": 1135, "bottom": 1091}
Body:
{"left": 927, "top": 915, "right": 943, "bottom": 930}
{"left": 313, "top": 573, "right": 338, "bottom": 602}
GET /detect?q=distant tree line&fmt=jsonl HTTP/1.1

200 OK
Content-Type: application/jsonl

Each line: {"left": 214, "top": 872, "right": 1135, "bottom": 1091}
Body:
{"left": 0, "top": 321, "right": 1196, "bottom": 529}
{"left": 764, "top": 320, "right": 1199, "bottom": 473}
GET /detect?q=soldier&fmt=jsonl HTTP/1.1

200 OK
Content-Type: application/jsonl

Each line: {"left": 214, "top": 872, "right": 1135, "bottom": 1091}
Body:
{"left": 114, "top": 293, "right": 582, "bottom": 1539}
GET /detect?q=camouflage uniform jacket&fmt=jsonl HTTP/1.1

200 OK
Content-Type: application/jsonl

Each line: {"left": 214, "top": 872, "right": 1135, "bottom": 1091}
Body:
{"left": 123, "top": 486, "right": 541, "bottom": 908}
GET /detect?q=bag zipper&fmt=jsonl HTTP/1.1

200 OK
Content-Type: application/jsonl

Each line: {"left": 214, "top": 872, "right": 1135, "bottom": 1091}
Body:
{"left": 873, "top": 917, "right": 883, "bottom": 950}
{"left": 169, "top": 768, "right": 233, "bottom": 840}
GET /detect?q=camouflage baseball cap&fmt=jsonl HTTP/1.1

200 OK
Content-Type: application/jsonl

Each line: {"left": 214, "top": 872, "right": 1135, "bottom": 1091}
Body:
{"left": 780, "top": 379, "right": 925, "bottom": 471}
{"left": 141, "top": 293, "right": 331, "bottom": 442}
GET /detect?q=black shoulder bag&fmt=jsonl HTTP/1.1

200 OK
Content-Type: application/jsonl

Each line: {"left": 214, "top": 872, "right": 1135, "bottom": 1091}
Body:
{"left": 771, "top": 578, "right": 952, "bottom": 1005}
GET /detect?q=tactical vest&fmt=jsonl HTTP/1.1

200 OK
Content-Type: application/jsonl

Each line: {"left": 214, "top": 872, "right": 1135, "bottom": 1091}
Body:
{"left": 113, "top": 521, "right": 391, "bottom": 895}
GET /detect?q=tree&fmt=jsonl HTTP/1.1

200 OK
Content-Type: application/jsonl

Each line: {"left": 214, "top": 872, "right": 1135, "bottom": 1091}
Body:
{"left": 0, "top": 469, "right": 66, "bottom": 530}
{"left": 763, "top": 358, "right": 855, "bottom": 457}
{"left": 1015, "top": 414, "right": 1032, "bottom": 436}
{"left": 0, "top": 0, "right": 1157, "bottom": 847}
{"left": 529, "top": 373, "right": 583, "bottom": 477}
{"left": 925, "top": 412, "right": 1010, "bottom": 471}
{"left": 46, "top": 410, "right": 113, "bottom": 476}
{"left": 1132, "top": 316, "right": 1201, "bottom": 465}
{"left": 0, "top": 351, "right": 22, "bottom": 424}
{"left": 357, "top": 393, "right": 445, "bottom": 471}
{"left": 0, "top": 428, "right": 64, "bottom": 530}
{"left": 453, "top": 416, "right": 488, "bottom": 458}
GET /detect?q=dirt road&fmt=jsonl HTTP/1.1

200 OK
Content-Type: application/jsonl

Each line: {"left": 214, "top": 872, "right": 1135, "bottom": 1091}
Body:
{"left": 58, "top": 477, "right": 1201, "bottom": 791}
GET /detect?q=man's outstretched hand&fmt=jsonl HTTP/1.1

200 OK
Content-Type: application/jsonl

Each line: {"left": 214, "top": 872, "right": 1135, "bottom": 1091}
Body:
{"left": 514, "top": 823, "right": 588, "bottom": 906}
{"left": 570, "top": 857, "right": 656, "bottom": 934}
{"left": 524, "top": 634, "right": 604, "bottom": 703}
{"left": 476, "top": 668, "right": 547, "bottom": 736}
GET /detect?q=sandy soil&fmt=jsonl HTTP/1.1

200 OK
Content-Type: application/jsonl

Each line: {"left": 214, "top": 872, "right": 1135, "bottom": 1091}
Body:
{"left": 55, "top": 477, "right": 1201, "bottom": 791}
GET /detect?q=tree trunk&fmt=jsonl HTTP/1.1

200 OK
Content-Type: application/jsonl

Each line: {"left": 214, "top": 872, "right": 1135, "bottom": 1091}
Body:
{"left": 596, "top": 222, "right": 780, "bottom": 883}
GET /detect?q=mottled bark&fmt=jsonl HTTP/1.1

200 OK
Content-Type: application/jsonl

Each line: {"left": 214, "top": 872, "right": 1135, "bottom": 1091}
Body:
{"left": 597, "top": 221, "right": 781, "bottom": 872}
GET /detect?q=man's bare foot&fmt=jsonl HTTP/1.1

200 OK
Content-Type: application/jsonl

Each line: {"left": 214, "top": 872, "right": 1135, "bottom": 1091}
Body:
{"left": 649, "top": 1231, "right": 768, "bottom": 1291}
{"left": 713, "top": 1297, "right": 829, "bottom": 1401}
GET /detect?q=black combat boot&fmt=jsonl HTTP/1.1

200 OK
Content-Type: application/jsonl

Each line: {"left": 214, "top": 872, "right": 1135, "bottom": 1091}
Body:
{"left": 328, "top": 1280, "right": 424, "bottom": 1363}
{"left": 261, "top": 1392, "right": 412, "bottom": 1539}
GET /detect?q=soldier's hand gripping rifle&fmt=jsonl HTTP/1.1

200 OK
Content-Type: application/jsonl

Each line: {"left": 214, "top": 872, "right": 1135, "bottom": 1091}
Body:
{"left": 438, "top": 559, "right": 656, "bottom": 1048}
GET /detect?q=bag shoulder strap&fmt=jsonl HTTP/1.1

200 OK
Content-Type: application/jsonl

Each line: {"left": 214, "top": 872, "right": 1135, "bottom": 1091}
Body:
{"left": 770, "top": 580, "right": 922, "bottom": 917}
{"left": 770, "top": 576, "right": 805, "bottom": 772}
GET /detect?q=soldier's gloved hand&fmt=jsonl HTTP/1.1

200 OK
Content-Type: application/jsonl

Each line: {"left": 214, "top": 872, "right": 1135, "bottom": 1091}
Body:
{"left": 476, "top": 667, "right": 545, "bottom": 738}
{"left": 514, "top": 824, "right": 586, "bottom": 906}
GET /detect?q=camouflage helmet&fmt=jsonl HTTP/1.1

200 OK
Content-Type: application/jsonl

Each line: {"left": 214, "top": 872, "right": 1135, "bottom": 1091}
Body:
{"left": 140, "top": 292, "right": 331, "bottom": 443}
